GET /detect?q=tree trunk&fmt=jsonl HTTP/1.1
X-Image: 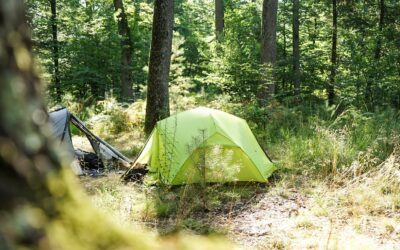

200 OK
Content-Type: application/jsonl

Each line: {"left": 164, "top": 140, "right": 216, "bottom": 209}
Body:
{"left": 281, "top": 0, "right": 287, "bottom": 92}
{"left": 215, "top": 0, "right": 224, "bottom": 42}
{"left": 292, "top": 0, "right": 300, "bottom": 100}
{"left": 50, "top": 0, "right": 61, "bottom": 102}
{"left": 260, "top": 0, "right": 278, "bottom": 103}
{"left": 328, "top": 0, "right": 337, "bottom": 106}
{"left": 144, "top": 0, "right": 174, "bottom": 135}
{"left": 0, "top": 2, "right": 50, "bottom": 202}
{"left": 113, "top": 0, "right": 134, "bottom": 102}
{"left": 366, "top": 0, "right": 385, "bottom": 106}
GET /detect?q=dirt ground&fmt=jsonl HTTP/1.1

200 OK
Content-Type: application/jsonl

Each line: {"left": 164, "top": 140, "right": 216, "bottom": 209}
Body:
{"left": 217, "top": 190, "right": 400, "bottom": 249}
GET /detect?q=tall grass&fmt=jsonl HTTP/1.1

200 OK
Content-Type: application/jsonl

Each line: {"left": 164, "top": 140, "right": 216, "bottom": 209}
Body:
{"left": 244, "top": 104, "right": 400, "bottom": 178}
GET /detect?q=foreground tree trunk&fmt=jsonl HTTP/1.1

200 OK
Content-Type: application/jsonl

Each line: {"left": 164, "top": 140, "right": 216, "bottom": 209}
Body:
{"left": 0, "top": 1, "right": 150, "bottom": 248}
{"left": 113, "top": 0, "right": 134, "bottom": 102}
{"left": 215, "top": 0, "right": 224, "bottom": 42}
{"left": 50, "top": 0, "right": 61, "bottom": 102}
{"left": 260, "top": 0, "right": 278, "bottom": 103}
{"left": 327, "top": 0, "right": 337, "bottom": 106}
{"left": 144, "top": 0, "right": 174, "bottom": 135}
{"left": 292, "top": 0, "right": 300, "bottom": 101}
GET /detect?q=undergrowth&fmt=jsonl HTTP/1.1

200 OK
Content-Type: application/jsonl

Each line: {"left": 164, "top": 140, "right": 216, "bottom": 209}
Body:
{"left": 71, "top": 94, "right": 400, "bottom": 248}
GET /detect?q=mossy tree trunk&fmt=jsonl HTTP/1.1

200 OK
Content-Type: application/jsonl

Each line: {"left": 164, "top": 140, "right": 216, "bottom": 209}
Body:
{"left": 0, "top": 0, "right": 62, "bottom": 246}
{"left": 0, "top": 1, "right": 149, "bottom": 249}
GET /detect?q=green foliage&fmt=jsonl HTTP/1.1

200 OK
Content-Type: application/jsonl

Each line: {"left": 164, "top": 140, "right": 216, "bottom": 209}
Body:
{"left": 204, "top": 0, "right": 262, "bottom": 100}
{"left": 29, "top": 0, "right": 400, "bottom": 108}
{"left": 258, "top": 104, "right": 400, "bottom": 177}
{"left": 28, "top": 0, "right": 153, "bottom": 105}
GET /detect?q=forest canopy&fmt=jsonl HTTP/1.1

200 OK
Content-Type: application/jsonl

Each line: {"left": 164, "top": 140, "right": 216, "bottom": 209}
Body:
{"left": 27, "top": 0, "right": 400, "bottom": 109}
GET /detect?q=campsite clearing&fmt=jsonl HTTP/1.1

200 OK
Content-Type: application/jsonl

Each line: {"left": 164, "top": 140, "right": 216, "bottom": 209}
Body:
{"left": 74, "top": 102, "right": 400, "bottom": 249}
{"left": 80, "top": 173, "right": 400, "bottom": 249}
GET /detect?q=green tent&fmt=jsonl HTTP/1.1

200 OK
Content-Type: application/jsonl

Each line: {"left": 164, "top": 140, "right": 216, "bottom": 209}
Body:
{"left": 127, "top": 107, "right": 275, "bottom": 185}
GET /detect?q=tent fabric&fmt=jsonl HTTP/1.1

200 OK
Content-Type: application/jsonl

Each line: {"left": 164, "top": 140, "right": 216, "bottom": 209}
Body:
{"left": 48, "top": 107, "right": 132, "bottom": 174}
{"left": 129, "top": 107, "right": 275, "bottom": 185}
{"left": 48, "top": 108, "right": 75, "bottom": 155}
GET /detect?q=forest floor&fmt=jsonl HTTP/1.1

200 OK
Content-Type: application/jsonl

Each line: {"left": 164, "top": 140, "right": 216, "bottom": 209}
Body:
{"left": 66, "top": 98, "right": 400, "bottom": 249}
{"left": 79, "top": 171, "right": 400, "bottom": 250}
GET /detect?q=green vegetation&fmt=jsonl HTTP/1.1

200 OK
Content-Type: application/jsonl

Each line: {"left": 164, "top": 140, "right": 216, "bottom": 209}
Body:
{"left": 74, "top": 95, "right": 400, "bottom": 248}
{"left": 1, "top": 0, "right": 399, "bottom": 249}
{"left": 27, "top": 0, "right": 400, "bottom": 109}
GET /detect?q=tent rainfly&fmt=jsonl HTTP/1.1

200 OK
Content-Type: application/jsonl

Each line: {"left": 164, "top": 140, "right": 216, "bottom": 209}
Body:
{"left": 124, "top": 107, "right": 275, "bottom": 185}
{"left": 49, "top": 107, "right": 132, "bottom": 174}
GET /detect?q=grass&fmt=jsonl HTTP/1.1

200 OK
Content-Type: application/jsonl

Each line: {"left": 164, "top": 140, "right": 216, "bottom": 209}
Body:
{"left": 72, "top": 96, "right": 400, "bottom": 249}
{"left": 295, "top": 218, "right": 316, "bottom": 229}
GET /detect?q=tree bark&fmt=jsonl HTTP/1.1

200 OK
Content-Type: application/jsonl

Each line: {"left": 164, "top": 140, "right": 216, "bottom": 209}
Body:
{"left": 328, "top": 0, "right": 337, "bottom": 106}
{"left": 113, "top": 0, "right": 134, "bottom": 102}
{"left": 282, "top": 15, "right": 287, "bottom": 91}
{"left": 366, "top": 0, "right": 385, "bottom": 105}
{"left": 50, "top": 0, "right": 61, "bottom": 102}
{"left": 0, "top": 0, "right": 66, "bottom": 246}
{"left": 144, "top": 0, "right": 174, "bottom": 135}
{"left": 260, "top": 0, "right": 278, "bottom": 103}
{"left": 292, "top": 0, "right": 300, "bottom": 100}
{"left": 282, "top": 0, "right": 287, "bottom": 91}
{"left": 215, "top": 0, "right": 224, "bottom": 42}
{"left": 0, "top": 0, "right": 50, "bottom": 206}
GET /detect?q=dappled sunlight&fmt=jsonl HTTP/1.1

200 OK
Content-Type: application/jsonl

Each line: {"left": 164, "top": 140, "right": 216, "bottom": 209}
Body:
{"left": 2, "top": 0, "right": 400, "bottom": 248}
{"left": 70, "top": 98, "right": 400, "bottom": 249}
